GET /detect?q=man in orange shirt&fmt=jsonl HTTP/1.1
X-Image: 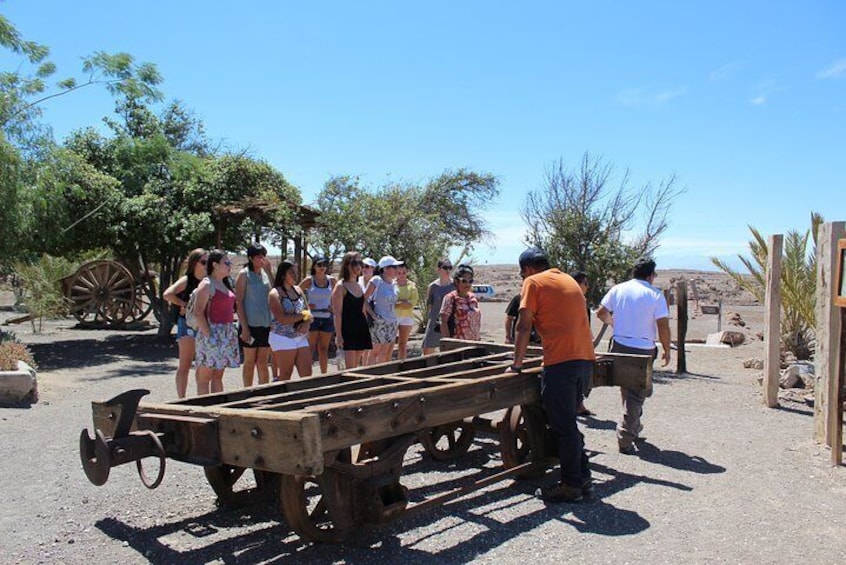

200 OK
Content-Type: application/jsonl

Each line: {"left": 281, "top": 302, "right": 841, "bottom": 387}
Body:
{"left": 508, "top": 248, "right": 596, "bottom": 503}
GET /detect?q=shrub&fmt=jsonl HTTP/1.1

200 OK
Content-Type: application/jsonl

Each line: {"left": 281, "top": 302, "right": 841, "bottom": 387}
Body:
{"left": 710, "top": 212, "right": 821, "bottom": 360}
{"left": 0, "top": 342, "right": 36, "bottom": 371}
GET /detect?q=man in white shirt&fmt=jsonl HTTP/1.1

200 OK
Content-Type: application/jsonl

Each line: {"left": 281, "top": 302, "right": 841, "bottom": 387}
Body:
{"left": 596, "top": 257, "right": 671, "bottom": 455}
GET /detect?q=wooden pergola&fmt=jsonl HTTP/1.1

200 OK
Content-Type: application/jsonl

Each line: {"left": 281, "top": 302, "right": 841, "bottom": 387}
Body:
{"left": 212, "top": 197, "right": 321, "bottom": 270}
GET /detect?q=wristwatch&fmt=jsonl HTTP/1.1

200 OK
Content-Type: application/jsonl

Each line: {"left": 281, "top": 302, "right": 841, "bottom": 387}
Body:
{"left": 509, "top": 364, "right": 523, "bottom": 373}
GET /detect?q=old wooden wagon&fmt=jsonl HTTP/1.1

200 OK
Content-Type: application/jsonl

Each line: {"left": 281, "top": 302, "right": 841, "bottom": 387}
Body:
{"left": 79, "top": 339, "right": 652, "bottom": 543}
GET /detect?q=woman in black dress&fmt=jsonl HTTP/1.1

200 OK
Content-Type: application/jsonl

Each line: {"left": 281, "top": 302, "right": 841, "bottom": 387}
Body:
{"left": 331, "top": 251, "right": 372, "bottom": 369}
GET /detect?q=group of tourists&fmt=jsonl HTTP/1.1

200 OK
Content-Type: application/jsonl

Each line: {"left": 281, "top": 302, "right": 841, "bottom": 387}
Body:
{"left": 162, "top": 245, "right": 483, "bottom": 398}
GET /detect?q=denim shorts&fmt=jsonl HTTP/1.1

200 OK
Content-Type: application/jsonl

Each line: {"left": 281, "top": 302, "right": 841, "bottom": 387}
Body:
{"left": 309, "top": 316, "right": 334, "bottom": 333}
{"left": 175, "top": 316, "right": 196, "bottom": 340}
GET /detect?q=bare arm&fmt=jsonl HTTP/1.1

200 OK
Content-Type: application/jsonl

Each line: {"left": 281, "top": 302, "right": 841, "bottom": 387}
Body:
{"left": 331, "top": 283, "right": 345, "bottom": 347}
{"left": 440, "top": 293, "right": 454, "bottom": 338}
{"left": 504, "top": 315, "right": 515, "bottom": 344}
{"left": 511, "top": 307, "right": 534, "bottom": 369}
{"left": 657, "top": 317, "right": 671, "bottom": 366}
{"left": 234, "top": 271, "right": 250, "bottom": 341}
{"left": 163, "top": 276, "right": 188, "bottom": 310}
{"left": 596, "top": 305, "right": 614, "bottom": 326}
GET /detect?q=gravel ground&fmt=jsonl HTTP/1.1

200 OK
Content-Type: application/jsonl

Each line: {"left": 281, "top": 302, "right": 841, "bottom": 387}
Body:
{"left": 2, "top": 301, "right": 845, "bottom": 564}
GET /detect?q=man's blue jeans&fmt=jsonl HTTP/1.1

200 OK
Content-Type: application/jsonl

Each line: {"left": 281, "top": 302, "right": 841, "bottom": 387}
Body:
{"left": 540, "top": 359, "right": 593, "bottom": 487}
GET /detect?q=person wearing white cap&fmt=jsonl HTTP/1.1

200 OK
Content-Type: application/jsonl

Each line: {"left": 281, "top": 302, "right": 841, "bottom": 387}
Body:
{"left": 358, "top": 257, "right": 377, "bottom": 291}
{"left": 364, "top": 255, "right": 402, "bottom": 364}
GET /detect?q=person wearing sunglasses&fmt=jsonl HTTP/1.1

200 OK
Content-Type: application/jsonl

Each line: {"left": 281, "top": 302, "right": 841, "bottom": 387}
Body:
{"left": 422, "top": 258, "right": 456, "bottom": 354}
{"left": 331, "top": 251, "right": 373, "bottom": 369}
{"left": 439, "top": 264, "right": 481, "bottom": 342}
{"left": 300, "top": 255, "right": 336, "bottom": 374}
{"left": 234, "top": 243, "right": 273, "bottom": 387}
{"left": 163, "top": 247, "right": 207, "bottom": 398}
{"left": 193, "top": 249, "right": 240, "bottom": 395}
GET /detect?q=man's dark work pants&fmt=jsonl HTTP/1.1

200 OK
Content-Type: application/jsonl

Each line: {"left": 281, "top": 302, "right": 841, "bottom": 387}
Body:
{"left": 541, "top": 360, "right": 593, "bottom": 488}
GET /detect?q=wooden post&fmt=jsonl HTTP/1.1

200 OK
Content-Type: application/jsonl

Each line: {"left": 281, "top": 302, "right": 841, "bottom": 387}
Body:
{"left": 832, "top": 309, "right": 845, "bottom": 465}
{"left": 764, "top": 234, "right": 783, "bottom": 408}
{"left": 717, "top": 299, "right": 722, "bottom": 332}
{"left": 676, "top": 279, "right": 687, "bottom": 374}
{"left": 814, "top": 222, "right": 845, "bottom": 444}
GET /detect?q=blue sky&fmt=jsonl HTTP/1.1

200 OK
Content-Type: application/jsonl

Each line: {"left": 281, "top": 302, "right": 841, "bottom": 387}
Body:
{"left": 4, "top": 1, "right": 844, "bottom": 269}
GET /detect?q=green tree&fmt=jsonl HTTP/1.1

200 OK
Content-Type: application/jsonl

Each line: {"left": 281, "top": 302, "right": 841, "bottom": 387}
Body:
{"left": 710, "top": 213, "right": 822, "bottom": 359}
{"left": 311, "top": 169, "right": 500, "bottom": 283}
{"left": 29, "top": 96, "right": 302, "bottom": 333}
{"left": 522, "top": 153, "right": 683, "bottom": 305}
{"left": 1, "top": 13, "right": 162, "bottom": 269}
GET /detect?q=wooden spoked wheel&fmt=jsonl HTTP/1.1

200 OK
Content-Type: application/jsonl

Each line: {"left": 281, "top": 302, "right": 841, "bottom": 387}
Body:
{"left": 124, "top": 274, "right": 158, "bottom": 324}
{"left": 499, "top": 405, "right": 546, "bottom": 478}
{"left": 203, "top": 464, "right": 279, "bottom": 507}
{"left": 66, "top": 260, "right": 136, "bottom": 325}
{"left": 419, "top": 420, "right": 475, "bottom": 461}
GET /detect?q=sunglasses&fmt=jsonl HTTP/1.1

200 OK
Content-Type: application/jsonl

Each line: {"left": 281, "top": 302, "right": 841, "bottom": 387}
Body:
{"left": 223, "top": 259, "right": 232, "bottom": 266}
{"left": 316, "top": 262, "right": 328, "bottom": 267}
{"left": 350, "top": 259, "right": 362, "bottom": 266}
{"left": 198, "top": 259, "right": 207, "bottom": 265}
{"left": 458, "top": 278, "right": 474, "bottom": 284}
{"left": 442, "top": 265, "right": 453, "bottom": 270}
{"left": 362, "top": 264, "right": 374, "bottom": 269}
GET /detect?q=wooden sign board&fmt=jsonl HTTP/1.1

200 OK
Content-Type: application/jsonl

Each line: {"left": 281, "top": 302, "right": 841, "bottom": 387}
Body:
{"left": 835, "top": 238, "right": 846, "bottom": 308}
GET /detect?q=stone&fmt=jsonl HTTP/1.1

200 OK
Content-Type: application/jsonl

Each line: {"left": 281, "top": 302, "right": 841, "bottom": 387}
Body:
{"left": 743, "top": 357, "right": 764, "bottom": 370}
{"left": 726, "top": 311, "right": 746, "bottom": 327}
{"left": 779, "top": 368, "right": 802, "bottom": 389}
{"left": 706, "top": 331, "right": 745, "bottom": 346}
{"left": 0, "top": 361, "right": 38, "bottom": 405}
{"left": 779, "top": 362, "right": 815, "bottom": 390}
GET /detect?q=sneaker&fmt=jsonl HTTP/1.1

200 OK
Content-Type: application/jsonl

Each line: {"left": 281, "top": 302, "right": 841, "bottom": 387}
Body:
{"left": 536, "top": 482, "right": 584, "bottom": 503}
{"left": 581, "top": 478, "right": 594, "bottom": 497}
{"left": 619, "top": 444, "right": 636, "bottom": 455}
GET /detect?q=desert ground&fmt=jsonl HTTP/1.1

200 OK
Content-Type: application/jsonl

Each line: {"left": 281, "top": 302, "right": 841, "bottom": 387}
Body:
{"left": 1, "top": 267, "right": 844, "bottom": 564}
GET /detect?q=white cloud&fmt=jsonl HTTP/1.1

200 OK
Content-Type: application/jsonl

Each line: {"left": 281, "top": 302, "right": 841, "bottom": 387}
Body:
{"left": 750, "top": 95, "right": 767, "bottom": 105}
{"left": 709, "top": 61, "right": 744, "bottom": 82}
{"left": 816, "top": 58, "right": 846, "bottom": 79}
{"left": 617, "top": 85, "right": 689, "bottom": 108}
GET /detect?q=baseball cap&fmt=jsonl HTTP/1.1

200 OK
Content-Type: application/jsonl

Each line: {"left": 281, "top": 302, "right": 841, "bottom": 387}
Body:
{"left": 378, "top": 255, "right": 404, "bottom": 269}
{"left": 518, "top": 247, "right": 547, "bottom": 267}
{"left": 362, "top": 257, "right": 377, "bottom": 268}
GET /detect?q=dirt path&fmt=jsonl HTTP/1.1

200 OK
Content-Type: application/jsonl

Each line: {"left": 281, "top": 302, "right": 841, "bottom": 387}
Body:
{"left": 2, "top": 309, "right": 845, "bottom": 564}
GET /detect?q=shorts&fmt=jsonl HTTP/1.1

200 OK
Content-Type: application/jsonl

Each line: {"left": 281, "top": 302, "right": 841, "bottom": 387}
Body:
{"left": 269, "top": 332, "right": 310, "bottom": 351}
{"left": 175, "top": 316, "right": 196, "bottom": 340}
{"left": 309, "top": 316, "right": 334, "bottom": 333}
{"left": 370, "top": 318, "right": 398, "bottom": 344}
{"left": 397, "top": 316, "right": 416, "bottom": 327}
{"left": 195, "top": 323, "right": 240, "bottom": 370}
{"left": 238, "top": 325, "right": 270, "bottom": 348}
{"left": 422, "top": 320, "right": 442, "bottom": 349}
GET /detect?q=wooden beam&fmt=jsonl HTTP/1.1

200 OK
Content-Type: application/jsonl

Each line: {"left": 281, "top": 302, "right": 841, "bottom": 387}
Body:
{"left": 814, "top": 221, "right": 845, "bottom": 443}
{"left": 216, "top": 408, "right": 324, "bottom": 476}
{"left": 676, "top": 279, "right": 688, "bottom": 374}
{"left": 764, "top": 234, "right": 783, "bottom": 408}
{"left": 832, "top": 309, "right": 845, "bottom": 465}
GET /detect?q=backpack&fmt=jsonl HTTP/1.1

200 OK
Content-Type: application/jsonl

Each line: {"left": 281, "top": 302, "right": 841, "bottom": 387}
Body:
{"left": 185, "top": 278, "right": 214, "bottom": 329}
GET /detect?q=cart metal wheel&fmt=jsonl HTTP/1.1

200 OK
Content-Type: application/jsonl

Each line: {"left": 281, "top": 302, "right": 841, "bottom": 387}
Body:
{"left": 66, "top": 260, "right": 136, "bottom": 325}
{"left": 499, "top": 405, "right": 546, "bottom": 478}
{"left": 280, "top": 473, "right": 353, "bottom": 543}
{"left": 203, "top": 464, "right": 280, "bottom": 507}
{"left": 124, "top": 274, "right": 158, "bottom": 324}
{"left": 418, "top": 420, "right": 475, "bottom": 461}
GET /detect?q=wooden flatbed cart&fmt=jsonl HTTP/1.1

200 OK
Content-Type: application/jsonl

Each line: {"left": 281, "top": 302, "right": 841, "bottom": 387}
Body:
{"left": 79, "top": 340, "right": 652, "bottom": 543}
